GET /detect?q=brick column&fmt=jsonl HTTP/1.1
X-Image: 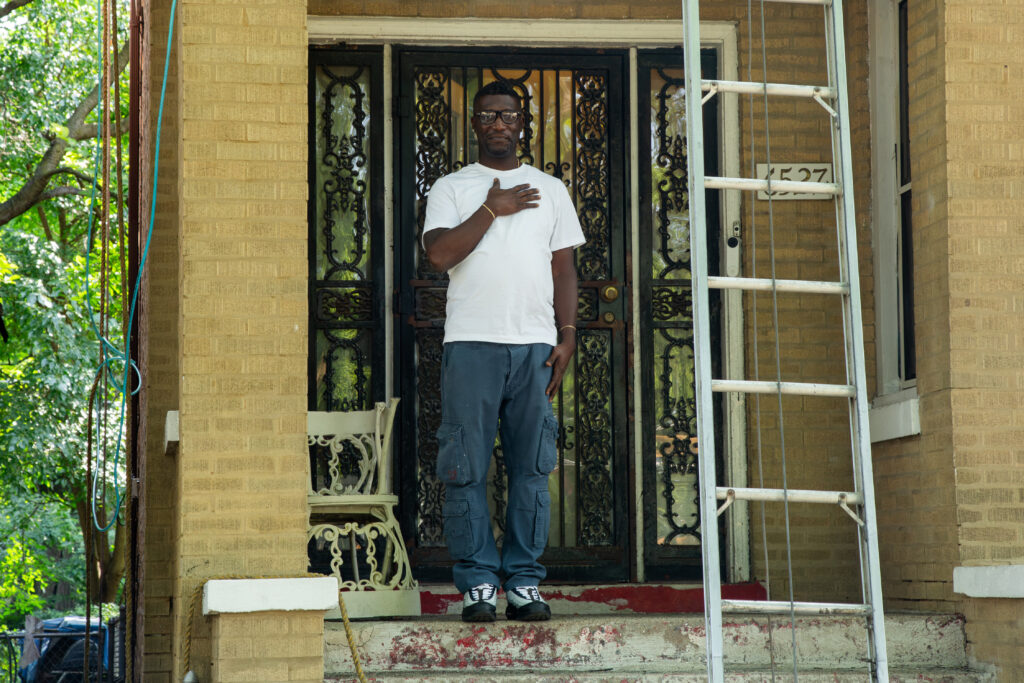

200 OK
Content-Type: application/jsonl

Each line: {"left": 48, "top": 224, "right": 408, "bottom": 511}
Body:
{"left": 172, "top": 2, "right": 309, "bottom": 680}
{"left": 943, "top": 0, "right": 1024, "bottom": 677}
{"left": 203, "top": 578, "right": 336, "bottom": 683}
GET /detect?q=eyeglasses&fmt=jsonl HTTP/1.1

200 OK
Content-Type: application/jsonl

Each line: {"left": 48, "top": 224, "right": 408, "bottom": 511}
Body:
{"left": 474, "top": 109, "right": 523, "bottom": 125}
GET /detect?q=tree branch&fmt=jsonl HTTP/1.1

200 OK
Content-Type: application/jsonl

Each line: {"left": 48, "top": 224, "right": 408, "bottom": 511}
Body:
{"left": 0, "top": 0, "right": 35, "bottom": 21}
{"left": 73, "top": 117, "right": 131, "bottom": 142}
{"left": 38, "top": 186, "right": 89, "bottom": 201}
{"left": 0, "top": 40, "right": 130, "bottom": 227}
{"left": 46, "top": 166, "right": 95, "bottom": 186}
{"left": 35, "top": 205, "right": 54, "bottom": 242}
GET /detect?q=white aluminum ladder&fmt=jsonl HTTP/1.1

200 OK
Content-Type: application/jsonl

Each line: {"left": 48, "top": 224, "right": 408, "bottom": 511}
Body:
{"left": 680, "top": 0, "right": 889, "bottom": 680}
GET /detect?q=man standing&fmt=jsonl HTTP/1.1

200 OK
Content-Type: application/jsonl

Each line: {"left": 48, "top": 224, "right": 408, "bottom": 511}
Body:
{"left": 423, "top": 81, "right": 584, "bottom": 623}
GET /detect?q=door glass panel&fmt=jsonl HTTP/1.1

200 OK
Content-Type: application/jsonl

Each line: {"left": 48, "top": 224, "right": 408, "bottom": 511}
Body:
{"left": 640, "top": 51, "right": 722, "bottom": 579}
{"left": 310, "top": 55, "right": 384, "bottom": 411}
{"left": 649, "top": 66, "right": 700, "bottom": 547}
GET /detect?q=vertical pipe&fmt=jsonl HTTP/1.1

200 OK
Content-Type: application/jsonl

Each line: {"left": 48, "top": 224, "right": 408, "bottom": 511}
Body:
{"left": 126, "top": 0, "right": 143, "bottom": 679}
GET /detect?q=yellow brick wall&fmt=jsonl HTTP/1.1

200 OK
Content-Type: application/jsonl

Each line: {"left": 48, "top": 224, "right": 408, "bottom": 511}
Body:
{"left": 161, "top": 1, "right": 310, "bottom": 681}
{"left": 210, "top": 612, "right": 324, "bottom": 683}
{"left": 963, "top": 598, "right": 1024, "bottom": 681}
{"left": 142, "top": 1, "right": 181, "bottom": 681}
{"left": 870, "top": 0, "right": 960, "bottom": 613}
{"left": 945, "top": 0, "right": 1024, "bottom": 568}
{"left": 944, "top": 0, "right": 1024, "bottom": 677}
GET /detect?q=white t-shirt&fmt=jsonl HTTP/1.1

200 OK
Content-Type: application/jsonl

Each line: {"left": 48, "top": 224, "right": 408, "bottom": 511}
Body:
{"left": 423, "top": 162, "right": 586, "bottom": 346}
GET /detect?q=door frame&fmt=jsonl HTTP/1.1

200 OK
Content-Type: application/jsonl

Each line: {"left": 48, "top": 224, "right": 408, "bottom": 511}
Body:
{"left": 307, "top": 16, "right": 748, "bottom": 583}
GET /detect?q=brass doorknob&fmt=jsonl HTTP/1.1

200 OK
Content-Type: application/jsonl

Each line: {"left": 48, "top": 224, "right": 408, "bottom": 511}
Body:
{"left": 600, "top": 285, "right": 620, "bottom": 303}
{"left": 602, "top": 312, "right": 615, "bottom": 323}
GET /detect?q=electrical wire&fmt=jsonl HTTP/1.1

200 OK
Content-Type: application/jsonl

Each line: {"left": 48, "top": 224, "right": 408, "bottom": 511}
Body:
{"left": 83, "top": 0, "right": 175, "bottom": 534}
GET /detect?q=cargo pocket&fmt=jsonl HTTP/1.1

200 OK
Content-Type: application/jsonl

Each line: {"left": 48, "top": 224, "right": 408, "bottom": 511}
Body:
{"left": 536, "top": 415, "right": 558, "bottom": 474}
{"left": 443, "top": 499, "right": 472, "bottom": 559}
{"left": 532, "top": 489, "right": 551, "bottom": 550}
{"left": 436, "top": 422, "right": 470, "bottom": 485}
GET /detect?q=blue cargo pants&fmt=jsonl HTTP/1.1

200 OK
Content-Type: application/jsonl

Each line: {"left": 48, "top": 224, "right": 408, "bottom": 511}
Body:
{"left": 436, "top": 342, "right": 558, "bottom": 593}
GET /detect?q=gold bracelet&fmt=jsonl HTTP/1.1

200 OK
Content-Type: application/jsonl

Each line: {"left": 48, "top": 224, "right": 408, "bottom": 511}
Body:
{"left": 559, "top": 324, "right": 576, "bottom": 333}
{"left": 481, "top": 203, "right": 496, "bottom": 219}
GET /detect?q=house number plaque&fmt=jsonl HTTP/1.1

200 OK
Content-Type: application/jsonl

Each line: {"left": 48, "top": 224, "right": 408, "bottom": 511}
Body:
{"left": 755, "top": 162, "right": 834, "bottom": 200}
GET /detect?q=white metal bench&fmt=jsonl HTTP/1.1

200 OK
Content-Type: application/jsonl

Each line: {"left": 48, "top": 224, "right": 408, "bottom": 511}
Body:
{"left": 306, "top": 398, "right": 420, "bottom": 618}
{"left": 164, "top": 401, "right": 420, "bottom": 619}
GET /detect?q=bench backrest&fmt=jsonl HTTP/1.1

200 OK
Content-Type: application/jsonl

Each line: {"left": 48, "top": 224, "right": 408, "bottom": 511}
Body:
{"left": 307, "top": 398, "right": 399, "bottom": 497}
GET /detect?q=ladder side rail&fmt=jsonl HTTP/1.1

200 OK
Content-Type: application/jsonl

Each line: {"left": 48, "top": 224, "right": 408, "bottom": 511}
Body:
{"left": 681, "top": 2, "right": 724, "bottom": 681}
{"left": 826, "top": 1, "right": 890, "bottom": 679}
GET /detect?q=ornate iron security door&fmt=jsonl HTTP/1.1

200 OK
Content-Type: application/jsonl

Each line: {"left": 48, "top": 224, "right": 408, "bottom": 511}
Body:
{"left": 639, "top": 49, "right": 724, "bottom": 580}
{"left": 308, "top": 48, "right": 386, "bottom": 412}
{"left": 395, "top": 49, "right": 631, "bottom": 582}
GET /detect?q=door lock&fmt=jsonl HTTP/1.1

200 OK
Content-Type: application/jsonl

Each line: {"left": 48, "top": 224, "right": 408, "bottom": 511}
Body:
{"left": 602, "top": 312, "right": 616, "bottom": 323}
{"left": 600, "top": 285, "right": 620, "bottom": 303}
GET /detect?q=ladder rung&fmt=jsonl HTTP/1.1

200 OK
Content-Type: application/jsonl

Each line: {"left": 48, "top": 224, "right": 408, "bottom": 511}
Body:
{"left": 708, "top": 276, "right": 848, "bottom": 295}
{"left": 717, "top": 487, "right": 864, "bottom": 505}
{"left": 721, "top": 600, "right": 872, "bottom": 616}
{"left": 711, "top": 380, "right": 855, "bottom": 398}
{"left": 702, "top": 79, "right": 835, "bottom": 99}
{"left": 704, "top": 176, "right": 841, "bottom": 195}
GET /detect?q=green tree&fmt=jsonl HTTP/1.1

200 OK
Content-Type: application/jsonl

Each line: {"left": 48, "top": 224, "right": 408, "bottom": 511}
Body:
{"left": 0, "top": 0, "right": 130, "bottom": 620}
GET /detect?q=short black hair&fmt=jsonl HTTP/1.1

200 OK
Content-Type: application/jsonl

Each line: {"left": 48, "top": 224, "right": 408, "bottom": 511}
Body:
{"left": 473, "top": 80, "right": 522, "bottom": 110}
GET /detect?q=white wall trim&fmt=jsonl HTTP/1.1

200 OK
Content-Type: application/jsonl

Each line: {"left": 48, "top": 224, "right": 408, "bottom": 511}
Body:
{"left": 953, "top": 565, "right": 1024, "bottom": 599}
{"left": 164, "top": 410, "right": 179, "bottom": 454}
{"left": 309, "top": 16, "right": 736, "bottom": 47}
{"left": 202, "top": 577, "right": 340, "bottom": 615}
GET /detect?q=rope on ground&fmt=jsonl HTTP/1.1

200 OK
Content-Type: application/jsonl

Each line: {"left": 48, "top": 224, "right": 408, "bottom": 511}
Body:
{"left": 182, "top": 574, "right": 367, "bottom": 683}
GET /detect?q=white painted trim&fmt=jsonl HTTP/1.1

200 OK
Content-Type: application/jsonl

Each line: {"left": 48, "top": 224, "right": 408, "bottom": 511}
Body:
{"left": 629, "top": 46, "right": 644, "bottom": 582}
{"left": 708, "top": 31, "right": 750, "bottom": 585}
{"left": 384, "top": 44, "right": 395, "bottom": 399}
{"left": 953, "top": 565, "right": 1024, "bottom": 599}
{"left": 202, "top": 577, "right": 340, "bottom": 615}
{"left": 869, "top": 390, "right": 920, "bottom": 442}
{"left": 309, "top": 16, "right": 738, "bottom": 48}
{"left": 869, "top": 0, "right": 914, "bottom": 398}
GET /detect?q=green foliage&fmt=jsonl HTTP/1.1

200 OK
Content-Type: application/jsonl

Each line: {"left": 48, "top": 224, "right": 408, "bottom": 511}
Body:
{"left": 0, "top": 494, "right": 85, "bottom": 630}
{"left": 1, "top": 0, "right": 130, "bottom": 624}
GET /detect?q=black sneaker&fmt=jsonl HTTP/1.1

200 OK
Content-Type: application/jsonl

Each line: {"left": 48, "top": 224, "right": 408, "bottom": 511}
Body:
{"left": 504, "top": 586, "right": 551, "bottom": 621}
{"left": 461, "top": 583, "right": 498, "bottom": 622}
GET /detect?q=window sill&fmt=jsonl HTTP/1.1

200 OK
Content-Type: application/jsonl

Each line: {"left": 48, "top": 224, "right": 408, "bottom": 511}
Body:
{"left": 869, "top": 389, "right": 920, "bottom": 443}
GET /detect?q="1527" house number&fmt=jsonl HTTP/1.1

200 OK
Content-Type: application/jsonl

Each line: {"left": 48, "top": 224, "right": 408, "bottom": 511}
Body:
{"left": 755, "top": 163, "right": 834, "bottom": 200}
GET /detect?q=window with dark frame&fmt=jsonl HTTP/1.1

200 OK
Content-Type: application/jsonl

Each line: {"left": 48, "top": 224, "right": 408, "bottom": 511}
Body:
{"left": 897, "top": 0, "right": 916, "bottom": 383}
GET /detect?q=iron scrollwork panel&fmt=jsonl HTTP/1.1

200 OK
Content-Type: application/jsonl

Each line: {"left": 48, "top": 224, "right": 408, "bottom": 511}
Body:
{"left": 640, "top": 52, "right": 723, "bottom": 578}
{"left": 310, "top": 52, "right": 385, "bottom": 413}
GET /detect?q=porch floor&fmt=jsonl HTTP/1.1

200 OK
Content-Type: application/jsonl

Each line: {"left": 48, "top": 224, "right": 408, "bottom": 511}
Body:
{"left": 324, "top": 598, "right": 986, "bottom": 681}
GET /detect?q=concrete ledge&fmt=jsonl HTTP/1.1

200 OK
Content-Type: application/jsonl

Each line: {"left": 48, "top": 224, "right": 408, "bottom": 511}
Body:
{"left": 203, "top": 577, "right": 339, "bottom": 615}
{"left": 954, "top": 564, "right": 1024, "bottom": 598}
{"left": 869, "top": 393, "right": 920, "bottom": 442}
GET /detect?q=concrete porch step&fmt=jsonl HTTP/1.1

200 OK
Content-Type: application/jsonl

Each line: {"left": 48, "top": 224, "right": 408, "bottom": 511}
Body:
{"left": 324, "top": 612, "right": 979, "bottom": 680}
{"left": 338, "top": 672, "right": 986, "bottom": 682}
